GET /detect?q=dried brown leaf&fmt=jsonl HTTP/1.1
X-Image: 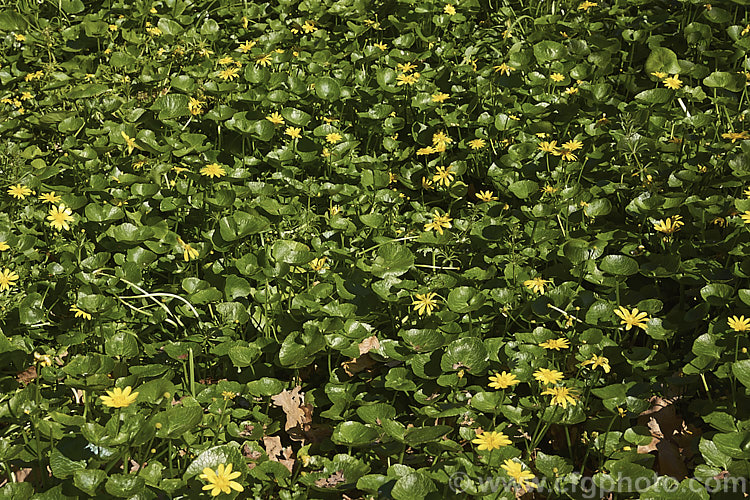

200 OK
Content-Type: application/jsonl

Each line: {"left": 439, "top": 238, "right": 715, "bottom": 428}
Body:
{"left": 341, "top": 354, "right": 376, "bottom": 376}
{"left": 315, "top": 470, "right": 346, "bottom": 488}
{"left": 271, "top": 386, "right": 308, "bottom": 432}
{"left": 16, "top": 366, "right": 37, "bottom": 386}
{"left": 358, "top": 336, "right": 380, "bottom": 355}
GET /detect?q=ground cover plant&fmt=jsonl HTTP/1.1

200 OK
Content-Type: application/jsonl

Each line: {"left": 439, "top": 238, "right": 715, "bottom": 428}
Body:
{"left": 1, "top": 0, "right": 750, "bottom": 498}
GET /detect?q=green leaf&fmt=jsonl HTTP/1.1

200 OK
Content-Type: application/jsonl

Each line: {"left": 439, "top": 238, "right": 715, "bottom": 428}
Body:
{"left": 19, "top": 293, "right": 45, "bottom": 325}
{"left": 218, "top": 212, "right": 270, "bottom": 241}
{"left": 509, "top": 180, "right": 538, "bottom": 199}
{"left": 332, "top": 421, "right": 379, "bottom": 447}
{"left": 85, "top": 203, "right": 124, "bottom": 222}
{"left": 447, "top": 287, "right": 485, "bottom": 313}
{"left": 600, "top": 255, "right": 639, "bottom": 275}
{"left": 440, "top": 337, "right": 489, "bottom": 373}
{"left": 104, "top": 331, "right": 139, "bottom": 358}
{"left": 315, "top": 76, "right": 341, "bottom": 101}
{"left": 153, "top": 94, "right": 189, "bottom": 119}
{"left": 371, "top": 244, "right": 414, "bottom": 278}
{"left": 225, "top": 275, "right": 252, "bottom": 300}
{"left": 703, "top": 71, "right": 746, "bottom": 92}
{"left": 74, "top": 469, "right": 107, "bottom": 496}
{"left": 533, "top": 40, "right": 565, "bottom": 63}
{"left": 272, "top": 240, "right": 313, "bottom": 265}
{"left": 644, "top": 47, "right": 681, "bottom": 75}
{"left": 733, "top": 360, "right": 750, "bottom": 389}
{"left": 391, "top": 471, "right": 435, "bottom": 500}
{"left": 281, "top": 107, "right": 312, "bottom": 126}
{"left": 153, "top": 406, "right": 203, "bottom": 439}
{"left": 228, "top": 345, "right": 261, "bottom": 367}
{"left": 700, "top": 283, "right": 733, "bottom": 305}
{"left": 0, "top": 483, "right": 33, "bottom": 500}
{"left": 49, "top": 446, "right": 86, "bottom": 479}
{"left": 635, "top": 88, "right": 674, "bottom": 104}
{"left": 535, "top": 452, "right": 573, "bottom": 478}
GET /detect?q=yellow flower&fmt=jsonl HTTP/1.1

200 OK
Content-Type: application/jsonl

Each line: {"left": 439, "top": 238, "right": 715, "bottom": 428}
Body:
{"left": 15, "top": 34, "right": 26, "bottom": 42}
{"left": 539, "top": 338, "right": 570, "bottom": 350}
{"left": 396, "top": 72, "right": 420, "bottom": 85}
{"left": 201, "top": 163, "right": 226, "bottom": 178}
{"left": 20, "top": 92, "right": 33, "bottom": 100}
{"left": 476, "top": 190, "right": 498, "bottom": 202}
{"left": 266, "top": 112, "right": 285, "bottom": 125}
{"left": 578, "top": 0, "right": 597, "bottom": 10}
{"left": 7, "top": 184, "right": 33, "bottom": 199}
{"left": 255, "top": 54, "right": 272, "bottom": 67}
{"left": 309, "top": 257, "right": 329, "bottom": 272}
{"left": 396, "top": 62, "right": 418, "bottom": 73}
{"left": 421, "top": 177, "right": 434, "bottom": 190}
{"left": 238, "top": 40, "right": 256, "bottom": 52}
{"left": 538, "top": 141, "right": 558, "bottom": 153}
{"left": 468, "top": 138, "right": 486, "bottom": 150}
{"left": 722, "top": 131, "right": 749, "bottom": 143}
{"left": 222, "top": 391, "right": 237, "bottom": 400}
{"left": 285, "top": 127, "right": 302, "bottom": 139}
{"left": 218, "top": 67, "right": 240, "bottom": 81}
{"left": 533, "top": 368, "right": 564, "bottom": 385}
{"left": 34, "top": 352, "right": 52, "bottom": 367}
{"left": 120, "top": 131, "right": 137, "bottom": 155}
{"left": 541, "top": 185, "right": 558, "bottom": 195}
{"left": 614, "top": 306, "right": 649, "bottom": 330}
{"left": 541, "top": 386, "right": 579, "bottom": 408}
{"left": 553, "top": 148, "right": 578, "bottom": 161}
{"left": 488, "top": 371, "right": 520, "bottom": 389}
{"left": 523, "top": 277, "right": 550, "bottom": 294}
{"left": 651, "top": 71, "right": 668, "bottom": 79}
{"left": 581, "top": 354, "right": 611, "bottom": 373}
{"left": 431, "top": 92, "right": 450, "bottom": 103}
{"left": 198, "top": 47, "right": 214, "bottom": 58}
{"left": 550, "top": 73, "right": 565, "bottom": 82}
{"left": 493, "top": 63, "right": 515, "bottom": 76}
{"left": 188, "top": 97, "right": 204, "bottom": 115}
{"left": 416, "top": 146, "right": 437, "bottom": 155}
{"left": 432, "top": 130, "right": 452, "bottom": 148}
{"left": 146, "top": 26, "right": 162, "bottom": 36}
{"left": 562, "top": 139, "right": 583, "bottom": 151}
{"left": 177, "top": 237, "right": 199, "bottom": 261}
{"left": 663, "top": 75, "right": 683, "bottom": 90}
{"left": 329, "top": 206, "right": 341, "bottom": 216}
{"left": 325, "top": 132, "right": 342, "bottom": 144}
{"left": 501, "top": 459, "right": 538, "bottom": 493}
{"left": 653, "top": 215, "right": 684, "bottom": 234}
{"left": 424, "top": 212, "right": 453, "bottom": 234}
{"left": 472, "top": 431, "right": 511, "bottom": 451}
{"left": 47, "top": 204, "right": 74, "bottom": 231}
{"left": 432, "top": 165, "right": 455, "bottom": 187}
{"left": 70, "top": 305, "right": 92, "bottom": 320}
{"left": 219, "top": 55, "right": 235, "bottom": 65}
{"left": 0, "top": 268, "right": 20, "bottom": 292}
{"left": 729, "top": 315, "right": 750, "bottom": 332}
{"left": 564, "top": 87, "right": 579, "bottom": 95}
{"left": 200, "top": 463, "right": 243, "bottom": 497}
{"left": 0, "top": 241, "right": 9, "bottom": 251}
{"left": 373, "top": 42, "right": 388, "bottom": 51}
{"left": 411, "top": 292, "right": 440, "bottom": 316}
{"left": 100, "top": 386, "right": 139, "bottom": 408}
{"left": 444, "top": 4, "right": 456, "bottom": 15}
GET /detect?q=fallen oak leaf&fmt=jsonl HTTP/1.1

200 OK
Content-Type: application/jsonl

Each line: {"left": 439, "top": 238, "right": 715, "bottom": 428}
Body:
{"left": 271, "top": 386, "right": 309, "bottom": 432}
